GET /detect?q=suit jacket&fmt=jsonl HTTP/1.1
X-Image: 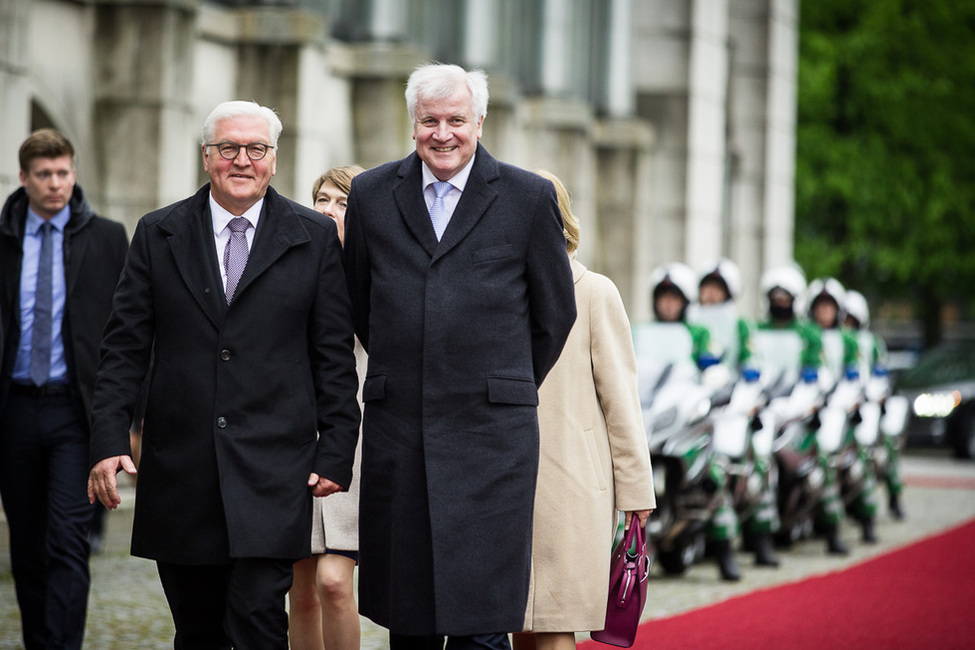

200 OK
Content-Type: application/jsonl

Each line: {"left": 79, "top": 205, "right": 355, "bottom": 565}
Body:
{"left": 524, "top": 257, "right": 655, "bottom": 632}
{"left": 88, "top": 184, "right": 360, "bottom": 563}
{"left": 343, "top": 144, "right": 576, "bottom": 635}
{"left": 0, "top": 185, "right": 128, "bottom": 416}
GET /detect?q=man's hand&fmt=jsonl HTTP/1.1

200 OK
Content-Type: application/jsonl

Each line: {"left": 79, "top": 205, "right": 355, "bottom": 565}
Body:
{"left": 308, "top": 473, "right": 345, "bottom": 498}
{"left": 89, "top": 456, "right": 137, "bottom": 509}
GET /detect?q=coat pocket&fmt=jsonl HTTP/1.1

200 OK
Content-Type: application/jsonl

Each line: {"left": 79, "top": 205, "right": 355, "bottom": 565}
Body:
{"left": 362, "top": 374, "right": 386, "bottom": 402}
{"left": 486, "top": 375, "right": 538, "bottom": 406}
{"left": 472, "top": 244, "right": 513, "bottom": 265}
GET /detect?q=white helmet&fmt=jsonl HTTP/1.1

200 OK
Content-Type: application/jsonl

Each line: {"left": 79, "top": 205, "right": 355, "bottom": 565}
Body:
{"left": 650, "top": 262, "right": 698, "bottom": 303}
{"left": 760, "top": 263, "right": 807, "bottom": 315}
{"left": 844, "top": 289, "right": 870, "bottom": 329}
{"left": 698, "top": 257, "right": 742, "bottom": 300}
{"left": 806, "top": 277, "right": 847, "bottom": 323}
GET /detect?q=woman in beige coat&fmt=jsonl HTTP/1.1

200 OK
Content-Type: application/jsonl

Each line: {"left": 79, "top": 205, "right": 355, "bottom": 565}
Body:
{"left": 289, "top": 165, "right": 366, "bottom": 650}
{"left": 514, "top": 172, "right": 656, "bottom": 650}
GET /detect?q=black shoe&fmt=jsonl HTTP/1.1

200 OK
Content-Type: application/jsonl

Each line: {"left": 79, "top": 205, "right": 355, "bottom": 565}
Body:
{"left": 890, "top": 494, "right": 905, "bottom": 520}
{"left": 826, "top": 526, "right": 849, "bottom": 555}
{"left": 861, "top": 517, "right": 878, "bottom": 544}
{"left": 753, "top": 533, "right": 780, "bottom": 567}
{"left": 716, "top": 540, "right": 742, "bottom": 581}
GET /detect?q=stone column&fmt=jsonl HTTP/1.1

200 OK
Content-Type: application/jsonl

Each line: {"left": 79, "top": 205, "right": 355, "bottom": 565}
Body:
{"left": 727, "top": 0, "right": 799, "bottom": 315}
{"left": 233, "top": 5, "right": 331, "bottom": 201}
{"left": 518, "top": 97, "right": 596, "bottom": 266}
{"left": 92, "top": 0, "right": 198, "bottom": 232}
{"left": 328, "top": 42, "right": 429, "bottom": 171}
{"left": 0, "top": 0, "right": 33, "bottom": 197}
{"left": 594, "top": 119, "right": 656, "bottom": 321}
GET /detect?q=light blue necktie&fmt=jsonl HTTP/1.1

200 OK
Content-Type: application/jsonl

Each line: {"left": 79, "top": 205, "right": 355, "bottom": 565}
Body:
{"left": 429, "top": 181, "right": 452, "bottom": 241}
{"left": 30, "top": 222, "right": 53, "bottom": 386}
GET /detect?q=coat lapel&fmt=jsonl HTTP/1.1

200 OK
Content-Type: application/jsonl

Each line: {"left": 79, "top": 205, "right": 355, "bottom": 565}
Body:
{"left": 432, "top": 144, "right": 499, "bottom": 263}
{"left": 162, "top": 186, "right": 225, "bottom": 328}
{"left": 230, "top": 186, "right": 310, "bottom": 304}
{"left": 392, "top": 154, "right": 439, "bottom": 258}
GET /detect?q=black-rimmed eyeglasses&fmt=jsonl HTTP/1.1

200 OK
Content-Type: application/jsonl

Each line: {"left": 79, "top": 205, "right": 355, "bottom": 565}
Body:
{"left": 205, "top": 142, "right": 275, "bottom": 161}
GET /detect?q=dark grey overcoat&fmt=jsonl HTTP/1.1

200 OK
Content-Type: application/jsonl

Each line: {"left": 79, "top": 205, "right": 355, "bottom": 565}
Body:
{"left": 343, "top": 145, "right": 576, "bottom": 635}
{"left": 88, "top": 185, "right": 361, "bottom": 563}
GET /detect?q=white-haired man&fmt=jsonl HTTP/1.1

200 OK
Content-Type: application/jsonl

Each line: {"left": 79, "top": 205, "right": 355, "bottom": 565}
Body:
{"left": 344, "top": 64, "right": 576, "bottom": 649}
{"left": 88, "top": 101, "right": 360, "bottom": 648}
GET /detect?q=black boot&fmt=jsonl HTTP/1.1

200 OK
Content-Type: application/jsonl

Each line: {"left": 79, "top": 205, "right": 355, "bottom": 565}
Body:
{"left": 889, "top": 493, "right": 905, "bottom": 520}
{"left": 861, "top": 517, "right": 878, "bottom": 543}
{"left": 753, "top": 533, "right": 780, "bottom": 567}
{"left": 716, "top": 540, "right": 741, "bottom": 581}
{"left": 826, "top": 525, "right": 849, "bottom": 556}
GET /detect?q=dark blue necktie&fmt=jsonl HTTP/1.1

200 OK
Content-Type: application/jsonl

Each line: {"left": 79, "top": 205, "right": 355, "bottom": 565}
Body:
{"left": 30, "top": 222, "right": 53, "bottom": 386}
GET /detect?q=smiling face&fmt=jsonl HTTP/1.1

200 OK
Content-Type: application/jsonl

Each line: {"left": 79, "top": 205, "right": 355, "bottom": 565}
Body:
{"left": 202, "top": 114, "right": 276, "bottom": 215}
{"left": 412, "top": 83, "right": 483, "bottom": 181}
{"left": 20, "top": 155, "right": 76, "bottom": 220}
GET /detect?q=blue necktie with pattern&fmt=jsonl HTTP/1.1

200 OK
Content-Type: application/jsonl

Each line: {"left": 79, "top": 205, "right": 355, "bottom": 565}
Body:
{"left": 30, "top": 222, "right": 53, "bottom": 386}
{"left": 428, "top": 181, "right": 452, "bottom": 240}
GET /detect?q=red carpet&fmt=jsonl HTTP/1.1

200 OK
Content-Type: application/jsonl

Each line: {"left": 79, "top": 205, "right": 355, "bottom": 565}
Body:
{"left": 580, "top": 519, "right": 975, "bottom": 650}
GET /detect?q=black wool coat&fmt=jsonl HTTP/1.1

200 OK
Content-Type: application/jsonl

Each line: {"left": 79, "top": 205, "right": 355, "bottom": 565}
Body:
{"left": 0, "top": 185, "right": 128, "bottom": 416}
{"left": 88, "top": 185, "right": 361, "bottom": 563}
{"left": 343, "top": 145, "right": 577, "bottom": 635}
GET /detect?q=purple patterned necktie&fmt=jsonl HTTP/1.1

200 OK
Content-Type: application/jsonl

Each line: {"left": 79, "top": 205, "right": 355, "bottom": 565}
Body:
{"left": 224, "top": 217, "right": 250, "bottom": 304}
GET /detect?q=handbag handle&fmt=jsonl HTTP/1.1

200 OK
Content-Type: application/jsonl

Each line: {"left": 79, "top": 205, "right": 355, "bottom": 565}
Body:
{"left": 616, "top": 522, "right": 646, "bottom": 607}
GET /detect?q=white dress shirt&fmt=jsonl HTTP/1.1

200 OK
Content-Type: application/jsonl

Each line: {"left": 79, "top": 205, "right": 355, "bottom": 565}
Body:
{"left": 421, "top": 153, "right": 476, "bottom": 230}
{"left": 209, "top": 195, "right": 263, "bottom": 292}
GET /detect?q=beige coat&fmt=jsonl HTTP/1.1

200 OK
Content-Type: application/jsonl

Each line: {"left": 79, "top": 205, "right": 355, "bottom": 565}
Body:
{"left": 523, "top": 258, "right": 656, "bottom": 632}
{"left": 311, "top": 337, "right": 366, "bottom": 552}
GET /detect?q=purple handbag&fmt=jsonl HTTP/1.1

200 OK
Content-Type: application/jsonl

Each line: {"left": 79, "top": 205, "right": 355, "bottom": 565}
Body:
{"left": 590, "top": 520, "right": 652, "bottom": 647}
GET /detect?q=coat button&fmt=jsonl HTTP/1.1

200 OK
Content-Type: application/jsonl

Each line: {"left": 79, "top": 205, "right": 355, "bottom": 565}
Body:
{"left": 217, "top": 417, "right": 227, "bottom": 428}
{"left": 220, "top": 349, "right": 231, "bottom": 361}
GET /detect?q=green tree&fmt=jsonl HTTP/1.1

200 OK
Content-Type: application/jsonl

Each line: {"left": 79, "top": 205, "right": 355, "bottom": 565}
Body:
{"left": 796, "top": 0, "right": 975, "bottom": 346}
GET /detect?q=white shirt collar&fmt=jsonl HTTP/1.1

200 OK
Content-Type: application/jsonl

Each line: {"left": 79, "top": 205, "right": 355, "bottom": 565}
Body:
{"left": 209, "top": 194, "right": 263, "bottom": 234}
{"left": 421, "top": 152, "right": 476, "bottom": 193}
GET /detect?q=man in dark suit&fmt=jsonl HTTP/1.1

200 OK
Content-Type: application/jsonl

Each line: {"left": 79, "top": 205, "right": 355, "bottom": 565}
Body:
{"left": 87, "top": 101, "right": 360, "bottom": 649}
{"left": 0, "top": 129, "right": 128, "bottom": 649}
{"left": 343, "top": 64, "right": 576, "bottom": 649}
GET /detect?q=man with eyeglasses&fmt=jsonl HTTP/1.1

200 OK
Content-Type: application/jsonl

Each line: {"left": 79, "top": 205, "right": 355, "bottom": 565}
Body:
{"left": 0, "top": 129, "right": 128, "bottom": 649}
{"left": 87, "top": 100, "right": 360, "bottom": 649}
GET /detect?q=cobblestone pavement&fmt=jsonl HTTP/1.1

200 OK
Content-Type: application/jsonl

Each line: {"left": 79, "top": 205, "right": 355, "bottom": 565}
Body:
{"left": 2, "top": 448, "right": 974, "bottom": 648}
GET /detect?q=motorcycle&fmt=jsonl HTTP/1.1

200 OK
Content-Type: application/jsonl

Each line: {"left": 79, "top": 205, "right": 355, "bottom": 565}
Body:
{"left": 821, "top": 329, "right": 881, "bottom": 543}
{"left": 633, "top": 322, "right": 738, "bottom": 578}
{"left": 752, "top": 329, "right": 848, "bottom": 554}
{"left": 690, "top": 302, "right": 781, "bottom": 566}
{"left": 852, "top": 330, "right": 911, "bottom": 519}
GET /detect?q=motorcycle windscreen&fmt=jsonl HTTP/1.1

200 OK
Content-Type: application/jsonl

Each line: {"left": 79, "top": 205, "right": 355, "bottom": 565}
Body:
{"left": 633, "top": 322, "right": 699, "bottom": 401}
{"left": 687, "top": 302, "right": 740, "bottom": 368}
{"left": 752, "top": 329, "right": 803, "bottom": 385}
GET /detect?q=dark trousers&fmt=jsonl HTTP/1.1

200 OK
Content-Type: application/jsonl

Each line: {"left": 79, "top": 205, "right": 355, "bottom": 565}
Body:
{"left": 390, "top": 632, "right": 512, "bottom": 650}
{"left": 0, "top": 391, "right": 94, "bottom": 650}
{"left": 156, "top": 557, "right": 294, "bottom": 650}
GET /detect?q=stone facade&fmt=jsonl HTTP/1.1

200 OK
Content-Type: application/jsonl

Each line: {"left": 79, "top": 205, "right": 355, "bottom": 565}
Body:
{"left": 0, "top": 0, "right": 798, "bottom": 320}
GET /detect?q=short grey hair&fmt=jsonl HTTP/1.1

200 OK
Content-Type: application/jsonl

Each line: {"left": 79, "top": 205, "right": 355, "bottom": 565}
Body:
{"left": 202, "top": 100, "right": 283, "bottom": 147}
{"left": 405, "top": 63, "right": 489, "bottom": 123}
